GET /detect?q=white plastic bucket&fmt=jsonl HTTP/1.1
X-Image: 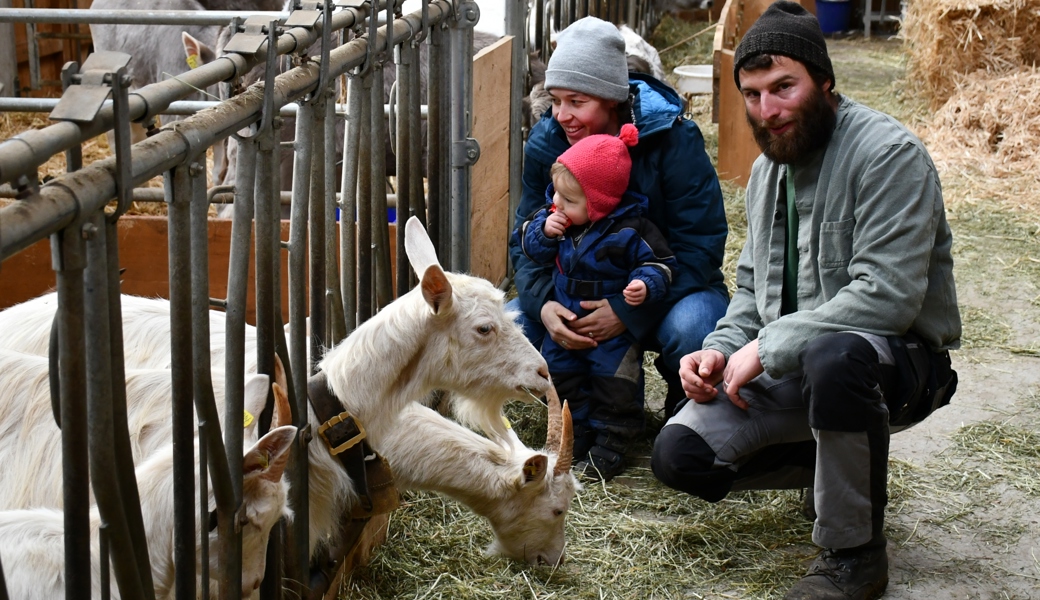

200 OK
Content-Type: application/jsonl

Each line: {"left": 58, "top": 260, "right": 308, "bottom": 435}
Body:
{"left": 673, "top": 64, "right": 713, "bottom": 95}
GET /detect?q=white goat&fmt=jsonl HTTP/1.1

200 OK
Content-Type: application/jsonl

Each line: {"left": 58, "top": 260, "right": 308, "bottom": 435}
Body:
{"left": 0, "top": 421, "right": 296, "bottom": 600}
{"left": 380, "top": 388, "right": 577, "bottom": 565}
{"left": 0, "top": 349, "right": 273, "bottom": 511}
{"left": 0, "top": 218, "right": 555, "bottom": 561}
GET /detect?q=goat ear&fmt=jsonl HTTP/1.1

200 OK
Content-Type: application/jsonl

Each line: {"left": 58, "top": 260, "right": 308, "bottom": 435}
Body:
{"left": 520, "top": 454, "right": 548, "bottom": 485}
{"left": 404, "top": 216, "right": 441, "bottom": 276}
{"left": 243, "top": 374, "right": 270, "bottom": 437}
{"left": 420, "top": 264, "right": 453, "bottom": 315}
{"left": 244, "top": 425, "right": 297, "bottom": 483}
{"left": 181, "top": 31, "right": 212, "bottom": 69}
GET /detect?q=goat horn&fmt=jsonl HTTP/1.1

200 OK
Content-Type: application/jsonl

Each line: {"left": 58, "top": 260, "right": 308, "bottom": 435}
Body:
{"left": 554, "top": 400, "right": 573, "bottom": 475}
{"left": 545, "top": 377, "right": 562, "bottom": 452}
{"left": 271, "top": 382, "right": 292, "bottom": 430}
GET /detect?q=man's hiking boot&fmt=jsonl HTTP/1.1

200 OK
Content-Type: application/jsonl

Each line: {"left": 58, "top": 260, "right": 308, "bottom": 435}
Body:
{"left": 785, "top": 544, "right": 888, "bottom": 600}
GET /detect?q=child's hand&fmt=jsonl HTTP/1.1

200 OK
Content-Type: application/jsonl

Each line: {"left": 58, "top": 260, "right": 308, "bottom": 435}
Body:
{"left": 543, "top": 211, "right": 571, "bottom": 238}
{"left": 623, "top": 280, "right": 647, "bottom": 306}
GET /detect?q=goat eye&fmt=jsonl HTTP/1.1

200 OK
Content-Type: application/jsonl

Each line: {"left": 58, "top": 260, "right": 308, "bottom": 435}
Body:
{"left": 553, "top": 509, "right": 564, "bottom": 517}
{"left": 477, "top": 324, "right": 494, "bottom": 335}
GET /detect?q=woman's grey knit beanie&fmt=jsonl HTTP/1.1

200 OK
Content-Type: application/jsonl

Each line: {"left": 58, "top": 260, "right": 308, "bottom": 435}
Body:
{"left": 544, "top": 17, "right": 630, "bottom": 102}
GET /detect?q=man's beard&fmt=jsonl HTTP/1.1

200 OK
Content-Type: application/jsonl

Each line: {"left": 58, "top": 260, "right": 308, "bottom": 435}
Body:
{"left": 747, "top": 85, "right": 837, "bottom": 165}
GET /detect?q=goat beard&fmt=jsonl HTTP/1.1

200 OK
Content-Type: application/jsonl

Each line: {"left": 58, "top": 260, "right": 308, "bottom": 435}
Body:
{"left": 747, "top": 83, "right": 837, "bottom": 165}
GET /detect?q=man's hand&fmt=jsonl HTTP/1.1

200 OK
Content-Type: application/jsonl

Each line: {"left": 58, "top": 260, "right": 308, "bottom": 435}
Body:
{"left": 540, "top": 300, "right": 596, "bottom": 350}
{"left": 543, "top": 211, "right": 570, "bottom": 238}
{"left": 721, "top": 340, "right": 763, "bottom": 410}
{"left": 572, "top": 299, "right": 625, "bottom": 343}
{"left": 623, "top": 280, "right": 647, "bottom": 306}
{"left": 678, "top": 349, "right": 726, "bottom": 403}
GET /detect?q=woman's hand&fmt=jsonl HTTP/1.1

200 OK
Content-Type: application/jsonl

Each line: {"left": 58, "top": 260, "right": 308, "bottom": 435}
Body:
{"left": 571, "top": 299, "right": 626, "bottom": 343}
{"left": 540, "top": 300, "right": 597, "bottom": 350}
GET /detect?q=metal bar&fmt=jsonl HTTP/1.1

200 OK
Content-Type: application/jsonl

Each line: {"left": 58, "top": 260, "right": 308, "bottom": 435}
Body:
{"left": 370, "top": 61, "right": 392, "bottom": 310}
{"left": 104, "top": 217, "right": 156, "bottom": 598}
{"left": 505, "top": 0, "right": 525, "bottom": 280}
{"left": 222, "top": 131, "right": 257, "bottom": 600}
{"left": 309, "top": 94, "right": 328, "bottom": 370}
{"left": 356, "top": 71, "right": 373, "bottom": 324}
{"left": 84, "top": 209, "right": 150, "bottom": 600}
{"left": 395, "top": 38, "right": 412, "bottom": 296}
{"left": 166, "top": 165, "right": 197, "bottom": 600}
{"left": 405, "top": 33, "right": 423, "bottom": 294}
{"left": 287, "top": 98, "right": 312, "bottom": 600}
{"left": 340, "top": 73, "right": 362, "bottom": 332}
{"left": 24, "top": 1, "right": 39, "bottom": 91}
{"left": 324, "top": 89, "right": 346, "bottom": 344}
{"left": 0, "top": 96, "right": 429, "bottom": 117}
{"left": 0, "top": 8, "right": 288, "bottom": 25}
{"left": 52, "top": 225, "right": 91, "bottom": 600}
{"left": 426, "top": 21, "right": 446, "bottom": 259}
{"left": 187, "top": 157, "right": 241, "bottom": 600}
{"left": 449, "top": 21, "right": 473, "bottom": 273}
{"left": 198, "top": 421, "right": 210, "bottom": 600}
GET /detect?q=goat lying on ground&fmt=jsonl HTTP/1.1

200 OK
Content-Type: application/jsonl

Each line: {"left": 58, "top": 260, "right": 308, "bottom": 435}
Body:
{"left": 0, "top": 366, "right": 296, "bottom": 599}
{"left": 0, "top": 217, "right": 554, "bottom": 562}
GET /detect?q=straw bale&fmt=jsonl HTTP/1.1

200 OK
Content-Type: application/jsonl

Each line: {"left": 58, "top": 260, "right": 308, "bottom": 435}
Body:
{"left": 902, "top": 0, "right": 1040, "bottom": 108}
{"left": 920, "top": 66, "right": 1040, "bottom": 182}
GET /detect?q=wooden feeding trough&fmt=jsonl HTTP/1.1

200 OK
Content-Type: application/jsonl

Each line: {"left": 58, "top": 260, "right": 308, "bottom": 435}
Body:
{"left": 712, "top": 0, "right": 817, "bottom": 186}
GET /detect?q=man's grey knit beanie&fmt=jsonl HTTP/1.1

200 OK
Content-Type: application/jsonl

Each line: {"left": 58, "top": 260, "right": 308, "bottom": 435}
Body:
{"left": 544, "top": 17, "right": 630, "bottom": 102}
{"left": 733, "top": 0, "right": 834, "bottom": 87}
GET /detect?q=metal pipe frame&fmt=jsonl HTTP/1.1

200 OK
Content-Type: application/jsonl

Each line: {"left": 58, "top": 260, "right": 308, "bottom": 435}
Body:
{"left": 0, "top": 8, "right": 288, "bottom": 26}
{"left": 0, "top": 0, "right": 432, "bottom": 187}
{"left": 0, "top": 97, "right": 429, "bottom": 118}
{"left": 1, "top": 3, "right": 456, "bottom": 262}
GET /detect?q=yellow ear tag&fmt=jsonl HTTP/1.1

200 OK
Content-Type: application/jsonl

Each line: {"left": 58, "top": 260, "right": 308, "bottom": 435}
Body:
{"left": 502, "top": 416, "right": 513, "bottom": 430}
{"left": 258, "top": 452, "right": 270, "bottom": 470}
{"left": 186, "top": 54, "right": 200, "bottom": 69}
{"left": 523, "top": 463, "right": 537, "bottom": 478}
{"left": 243, "top": 410, "right": 255, "bottom": 428}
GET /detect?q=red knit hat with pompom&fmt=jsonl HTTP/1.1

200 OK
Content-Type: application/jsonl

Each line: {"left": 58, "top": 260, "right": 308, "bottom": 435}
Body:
{"left": 557, "top": 123, "right": 639, "bottom": 222}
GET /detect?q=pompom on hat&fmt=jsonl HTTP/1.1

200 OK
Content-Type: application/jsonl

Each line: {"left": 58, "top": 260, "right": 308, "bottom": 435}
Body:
{"left": 733, "top": 0, "right": 834, "bottom": 87}
{"left": 557, "top": 124, "right": 639, "bottom": 221}
{"left": 544, "top": 16, "right": 630, "bottom": 102}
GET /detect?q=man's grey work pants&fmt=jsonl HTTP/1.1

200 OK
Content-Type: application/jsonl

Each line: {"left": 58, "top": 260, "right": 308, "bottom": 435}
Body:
{"left": 651, "top": 331, "right": 904, "bottom": 550}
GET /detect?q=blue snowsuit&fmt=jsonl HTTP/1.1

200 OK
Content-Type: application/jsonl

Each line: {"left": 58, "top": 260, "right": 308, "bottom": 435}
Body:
{"left": 515, "top": 189, "right": 678, "bottom": 438}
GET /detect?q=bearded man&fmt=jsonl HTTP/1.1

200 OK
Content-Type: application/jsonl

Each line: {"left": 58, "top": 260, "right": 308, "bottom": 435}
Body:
{"left": 650, "top": 2, "right": 961, "bottom": 599}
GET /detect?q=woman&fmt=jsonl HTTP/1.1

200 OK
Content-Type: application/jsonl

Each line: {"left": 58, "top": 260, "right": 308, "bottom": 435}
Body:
{"left": 508, "top": 16, "right": 729, "bottom": 478}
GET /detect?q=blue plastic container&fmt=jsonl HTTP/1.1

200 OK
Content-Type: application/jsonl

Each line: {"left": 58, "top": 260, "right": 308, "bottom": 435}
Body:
{"left": 816, "top": 0, "right": 852, "bottom": 34}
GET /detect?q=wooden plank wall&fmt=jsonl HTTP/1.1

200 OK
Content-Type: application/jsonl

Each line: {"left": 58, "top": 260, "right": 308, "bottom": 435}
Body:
{"left": 469, "top": 35, "right": 512, "bottom": 286}
{"left": 12, "top": 0, "right": 94, "bottom": 97}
